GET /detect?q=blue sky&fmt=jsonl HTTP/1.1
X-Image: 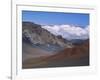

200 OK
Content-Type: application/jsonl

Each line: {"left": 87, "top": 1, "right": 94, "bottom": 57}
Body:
{"left": 22, "top": 10, "right": 89, "bottom": 27}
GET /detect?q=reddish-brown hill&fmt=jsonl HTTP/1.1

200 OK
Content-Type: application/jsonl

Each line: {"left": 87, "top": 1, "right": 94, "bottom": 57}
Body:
{"left": 45, "top": 40, "right": 89, "bottom": 62}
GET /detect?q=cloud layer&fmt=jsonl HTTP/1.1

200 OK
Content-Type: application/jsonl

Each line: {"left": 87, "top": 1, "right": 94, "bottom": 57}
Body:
{"left": 42, "top": 25, "right": 89, "bottom": 40}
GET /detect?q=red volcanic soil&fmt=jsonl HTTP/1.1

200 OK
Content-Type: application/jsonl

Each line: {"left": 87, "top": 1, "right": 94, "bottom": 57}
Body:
{"left": 23, "top": 40, "right": 89, "bottom": 68}
{"left": 44, "top": 40, "right": 89, "bottom": 61}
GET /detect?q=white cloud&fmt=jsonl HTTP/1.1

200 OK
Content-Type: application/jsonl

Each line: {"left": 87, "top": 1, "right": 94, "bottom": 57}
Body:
{"left": 42, "top": 25, "right": 89, "bottom": 40}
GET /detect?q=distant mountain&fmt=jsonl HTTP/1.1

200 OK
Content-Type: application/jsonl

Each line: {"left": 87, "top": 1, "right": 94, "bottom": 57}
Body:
{"left": 70, "top": 39, "right": 89, "bottom": 45}
{"left": 22, "top": 22, "right": 73, "bottom": 52}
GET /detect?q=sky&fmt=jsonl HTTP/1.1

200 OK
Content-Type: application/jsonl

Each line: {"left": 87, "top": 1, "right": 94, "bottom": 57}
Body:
{"left": 22, "top": 10, "right": 89, "bottom": 27}
{"left": 22, "top": 11, "right": 89, "bottom": 40}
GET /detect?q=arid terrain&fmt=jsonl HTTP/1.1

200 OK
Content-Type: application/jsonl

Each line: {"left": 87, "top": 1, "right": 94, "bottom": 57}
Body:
{"left": 22, "top": 40, "right": 89, "bottom": 68}
{"left": 22, "top": 22, "right": 89, "bottom": 69}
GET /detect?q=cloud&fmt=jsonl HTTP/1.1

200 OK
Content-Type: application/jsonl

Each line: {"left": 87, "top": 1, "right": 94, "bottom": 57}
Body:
{"left": 42, "top": 25, "right": 89, "bottom": 40}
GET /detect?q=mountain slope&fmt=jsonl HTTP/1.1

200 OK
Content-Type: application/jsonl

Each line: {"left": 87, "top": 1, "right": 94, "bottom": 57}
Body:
{"left": 22, "top": 22, "right": 72, "bottom": 52}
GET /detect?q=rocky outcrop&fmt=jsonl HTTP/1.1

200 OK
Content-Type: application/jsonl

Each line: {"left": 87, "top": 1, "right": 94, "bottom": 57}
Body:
{"left": 22, "top": 22, "right": 73, "bottom": 50}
